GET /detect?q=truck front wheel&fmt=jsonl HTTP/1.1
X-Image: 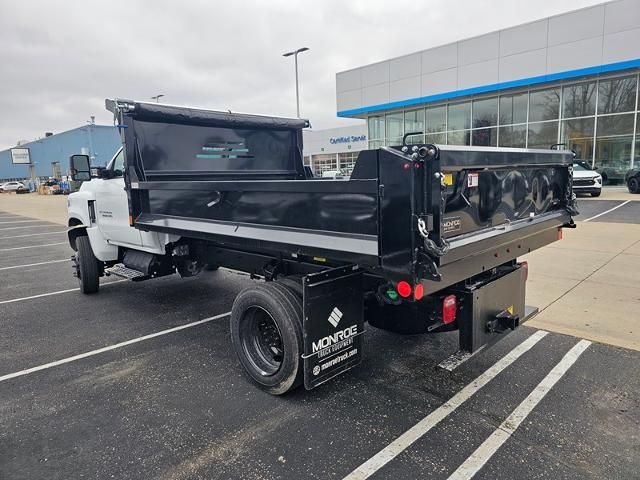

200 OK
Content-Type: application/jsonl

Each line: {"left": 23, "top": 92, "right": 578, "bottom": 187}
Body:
{"left": 75, "top": 236, "right": 100, "bottom": 294}
{"left": 230, "top": 282, "right": 303, "bottom": 395}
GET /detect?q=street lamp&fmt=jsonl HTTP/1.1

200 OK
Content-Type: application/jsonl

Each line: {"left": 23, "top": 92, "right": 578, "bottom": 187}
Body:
{"left": 282, "top": 47, "right": 309, "bottom": 117}
{"left": 151, "top": 94, "right": 165, "bottom": 103}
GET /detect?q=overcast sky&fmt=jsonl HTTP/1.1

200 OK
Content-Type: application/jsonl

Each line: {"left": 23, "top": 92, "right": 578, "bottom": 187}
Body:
{"left": 0, "top": 0, "right": 605, "bottom": 150}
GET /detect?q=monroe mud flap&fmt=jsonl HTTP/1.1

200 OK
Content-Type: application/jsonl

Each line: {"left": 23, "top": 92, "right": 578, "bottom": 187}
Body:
{"left": 302, "top": 265, "right": 364, "bottom": 390}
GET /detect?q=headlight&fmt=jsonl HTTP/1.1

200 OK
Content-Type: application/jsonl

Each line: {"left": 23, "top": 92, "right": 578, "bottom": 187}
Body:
{"left": 594, "top": 176, "right": 602, "bottom": 184}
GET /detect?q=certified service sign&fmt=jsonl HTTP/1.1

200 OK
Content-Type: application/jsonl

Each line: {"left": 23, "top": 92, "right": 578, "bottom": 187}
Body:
{"left": 10, "top": 148, "right": 31, "bottom": 165}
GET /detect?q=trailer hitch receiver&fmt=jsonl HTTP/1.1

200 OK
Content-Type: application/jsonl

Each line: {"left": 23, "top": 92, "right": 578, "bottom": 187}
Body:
{"left": 487, "top": 311, "right": 520, "bottom": 334}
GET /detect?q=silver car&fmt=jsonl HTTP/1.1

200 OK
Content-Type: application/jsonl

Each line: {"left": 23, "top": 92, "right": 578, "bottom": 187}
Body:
{"left": 0, "top": 181, "right": 27, "bottom": 193}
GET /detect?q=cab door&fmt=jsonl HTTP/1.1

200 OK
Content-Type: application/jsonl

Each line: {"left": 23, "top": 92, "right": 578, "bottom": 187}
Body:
{"left": 93, "top": 148, "right": 143, "bottom": 247}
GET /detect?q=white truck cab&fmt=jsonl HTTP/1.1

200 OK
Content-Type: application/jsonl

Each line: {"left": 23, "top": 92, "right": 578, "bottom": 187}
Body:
{"left": 67, "top": 148, "right": 180, "bottom": 292}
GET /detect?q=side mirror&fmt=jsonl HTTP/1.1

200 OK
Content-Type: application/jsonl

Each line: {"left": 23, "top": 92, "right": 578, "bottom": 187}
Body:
{"left": 69, "top": 154, "right": 91, "bottom": 181}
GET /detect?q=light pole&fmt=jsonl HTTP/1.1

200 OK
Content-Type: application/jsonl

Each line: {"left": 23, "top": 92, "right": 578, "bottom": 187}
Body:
{"left": 282, "top": 47, "right": 309, "bottom": 117}
{"left": 151, "top": 94, "right": 165, "bottom": 103}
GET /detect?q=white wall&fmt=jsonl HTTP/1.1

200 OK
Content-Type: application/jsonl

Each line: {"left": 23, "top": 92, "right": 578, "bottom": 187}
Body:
{"left": 303, "top": 124, "right": 367, "bottom": 155}
{"left": 336, "top": 0, "right": 640, "bottom": 116}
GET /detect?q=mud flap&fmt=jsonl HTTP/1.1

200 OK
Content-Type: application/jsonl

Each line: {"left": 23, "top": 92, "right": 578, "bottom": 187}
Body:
{"left": 302, "top": 265, "right": 364, "bottom": 390}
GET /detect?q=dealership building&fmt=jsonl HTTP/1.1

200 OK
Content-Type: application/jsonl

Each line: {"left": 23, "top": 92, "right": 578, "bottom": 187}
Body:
{"left": 336, "top": 0, "right": 640, "bottom": 183}
{"left": 302, "top": 124, "right": 367, "bottom": 175}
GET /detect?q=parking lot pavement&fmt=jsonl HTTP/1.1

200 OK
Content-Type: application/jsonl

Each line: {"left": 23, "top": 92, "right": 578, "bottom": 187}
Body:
{"left": 1, "top": 207, "right": 639, "bottom": 479}
{"left": 0, "top": 194, "right": 67, "bottom": 225}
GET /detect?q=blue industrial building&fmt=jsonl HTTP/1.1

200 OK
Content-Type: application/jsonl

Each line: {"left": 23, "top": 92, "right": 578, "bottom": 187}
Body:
{"left": 0, "top": 124, "right": 120, "bottom": 181}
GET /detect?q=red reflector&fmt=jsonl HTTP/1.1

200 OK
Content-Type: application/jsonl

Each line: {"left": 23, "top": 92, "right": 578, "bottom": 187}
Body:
{"left": 397, "top": 281, "right": 412, "bottom": 298}
{"left": 557, "top": 228, "right": 563, "bottom": 240}
{"left": 442, "top": 295, "right": 457, "bottom": 324}
{"left": 520, "top": 261, "right": 529, "bottom": 282}
{"left": 414, "top": 283, "right": 424, "bottom": 300}
{"left": 403, "top": 163, "right": 411, "bottom": 170}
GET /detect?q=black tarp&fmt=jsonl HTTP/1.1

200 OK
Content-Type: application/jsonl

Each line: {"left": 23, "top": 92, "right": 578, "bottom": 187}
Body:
{"left": 105, "top": 99, "right": 310, "bottom": 130}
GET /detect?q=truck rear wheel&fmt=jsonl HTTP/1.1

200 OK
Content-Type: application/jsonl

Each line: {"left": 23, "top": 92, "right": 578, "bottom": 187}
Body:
{"left": 230, "top": 282, "right": 303, "bottom": 395}
{"left": 75, "top": 236, "right": 100, "bottom": 294}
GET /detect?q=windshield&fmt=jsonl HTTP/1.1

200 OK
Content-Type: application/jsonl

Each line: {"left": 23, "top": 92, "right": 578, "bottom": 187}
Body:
{"left": 573, "top": 161, "right": 592, "bottom": 171}
{"left": 107, "top": 148, "right": 124, "bottom": 172}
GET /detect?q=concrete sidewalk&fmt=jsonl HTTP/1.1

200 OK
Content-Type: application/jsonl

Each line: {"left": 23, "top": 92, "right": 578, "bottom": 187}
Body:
{"left": 525, "top": 221, "right": 640, "bottom": 351}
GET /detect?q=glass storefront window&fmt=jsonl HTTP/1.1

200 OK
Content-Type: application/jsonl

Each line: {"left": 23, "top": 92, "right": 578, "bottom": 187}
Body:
{"left": 529, "top": 88, "right": 560, "bottom": 122}
{"left": 597, "top": 76, "right": 637, "bottom": 114}
{"left": 527, "top": 121, "right": 558, "bottom": 149}
{"left": 386, "top": 112, "right": 404, "bottom": 145}
{"left": 404, "top": 109, "right": 425, "bottom": 144}
{"left": 448, "top": 102, "right": 471, "bottom": 131}
{"left": 338, "top": 152, "right": 359, "bottom": 175}
{"left": 595, "top": 136, "right": 633, "bottom": 183}
{"left": 311, "top": 154, "right": 337, "bottom": 175}
{"left": 473, "top": 97, "right": 498, "bottom": 128}
{"left": 498, "top": 125, "right": 527, "bottom": 148}
{"left": 471, "top": 128, "right": 497, "bottom": 147}
{"left": 562, "top": 82, "right": 596, "bottom": 118}
{"left": 425, "top": 105, "right": 446, "bottom": 133}
{"left": 561, "top": 118, "right": 594, "bottom": 162}
{"left": 597, "top": 113, "right": 635, "bottom": 137}
{"left": 368, "top": 116, "right": 384, "bottom": 141}
{"left": 425, "top": 132, "right": 446, "bottom": 144}
{"left": 369, "top": 140, "right": 384, "bottom": 149}
{"left": 447, "top": 130, "right": 470, "bottom": 146}
{"left": 499, "top": 93, "right": 527, "bottom": 125}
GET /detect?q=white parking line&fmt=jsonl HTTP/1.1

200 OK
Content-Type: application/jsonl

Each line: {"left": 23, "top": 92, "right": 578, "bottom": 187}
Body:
{"left": 0, "top": 231, "right": 66, "bottom": 240}
{"left": 343, "top": 330, "right": 548, "bottom": 480}
{"left": 583, "top": 200, "right": 630, "bottom": 222}
{"left": 0, "top": 279, "right": 127, "bottom": 305}
{"left": 0, "top": 311, "right": 231, "bottom": 383}
{"left": 0, "top": 242, "right": 67, "bottom": 251}
{"left": 0, "top": 259, "right": 70, "bottom": 271}
{"left": 0, "top": 219, "right": 44, "bottom": 225}
{"left": 447, "top": 339, "right": 591, "bottom": 480}
{"left": 0, "top": 224, "right": 56, "bottom": 231}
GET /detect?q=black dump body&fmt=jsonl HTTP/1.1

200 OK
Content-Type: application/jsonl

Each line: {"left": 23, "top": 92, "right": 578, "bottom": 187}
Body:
{"left": 109, "top": 99, "right": 576, "bottom": 295}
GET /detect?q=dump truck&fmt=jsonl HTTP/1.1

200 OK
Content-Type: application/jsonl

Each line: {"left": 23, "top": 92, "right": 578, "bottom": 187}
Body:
{"left": 67, "top": 99, "right": 577, "bottom": 394}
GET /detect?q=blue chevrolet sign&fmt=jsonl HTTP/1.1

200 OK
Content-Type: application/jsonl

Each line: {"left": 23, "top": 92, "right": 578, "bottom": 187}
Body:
{"left": 329, "top": 135, "right": 367, "bottom": 145}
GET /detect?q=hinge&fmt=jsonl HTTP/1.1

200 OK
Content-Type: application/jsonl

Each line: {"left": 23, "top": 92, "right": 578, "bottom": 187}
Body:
{"left": 378, "top": 184, "right": 385, "bottom": 198}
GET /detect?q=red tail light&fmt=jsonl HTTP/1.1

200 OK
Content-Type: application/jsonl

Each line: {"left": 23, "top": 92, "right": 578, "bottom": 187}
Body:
{"left": 520, "top": 261, "right": 529, "bottom": 282}
{"left": 557, "top": 228, "right": 563, "bottom": 240}
{"left": 442, "top": 295, "right": 457, "bottom": 324}
{"left": 397, "top": 281, "right": 412, "bottom": 298}
{"left": 414, "top": 283, "right": 424, "bottom": 300}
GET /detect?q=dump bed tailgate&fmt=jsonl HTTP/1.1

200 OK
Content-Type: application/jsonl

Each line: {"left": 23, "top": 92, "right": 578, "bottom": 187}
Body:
{"left": 378, "top": 145, "right": 575, "bottom": 291}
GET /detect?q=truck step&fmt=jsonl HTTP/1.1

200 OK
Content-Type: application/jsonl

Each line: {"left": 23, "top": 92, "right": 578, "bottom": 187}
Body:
{"left": 104, "top": 263, "right": 146, "bottom": 280}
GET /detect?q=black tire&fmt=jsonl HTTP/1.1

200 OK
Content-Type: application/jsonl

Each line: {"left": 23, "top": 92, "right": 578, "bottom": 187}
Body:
{"left": 76, "top": 235, "right": 100, "bottom": 294}
{"left": 230, "top": 282, "right": 303, "bottom": 395}
{"left": 590, "top": 191, "right": 601, "bottom": 197}
{"left": 278, "top": 275, "right": 304, "bottom": 298}
{"left": 629, "top": 177, "right": 640, "bottom": 194}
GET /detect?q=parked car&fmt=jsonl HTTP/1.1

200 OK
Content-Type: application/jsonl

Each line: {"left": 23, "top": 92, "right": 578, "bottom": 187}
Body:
{"left": 626, "top": 168, "right": 640, "bottom": 194}
{"left": 572, "top": 161, "right": 602, "bottom": 197}
{"left": 0, "top": 181, "right": 27, "bottom": 193}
